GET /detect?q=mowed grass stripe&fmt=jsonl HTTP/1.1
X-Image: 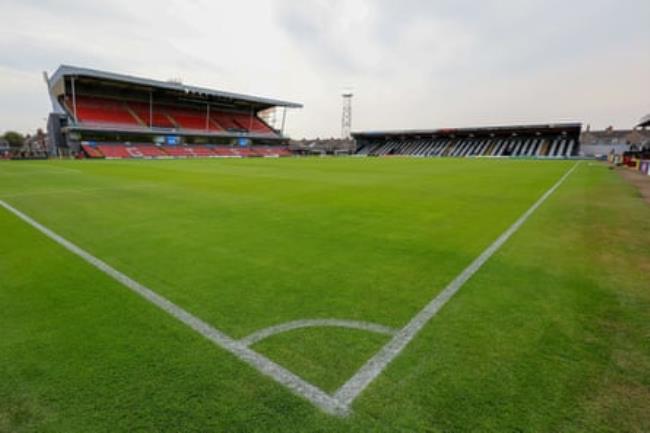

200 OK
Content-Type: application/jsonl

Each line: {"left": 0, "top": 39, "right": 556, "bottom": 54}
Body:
{"left": 334, "top": 163, "right": 579, "bottom": 406}
{"left": 0, "top": 198, "right": 349, "bottom": 416}
{"left": 0, "top": 158, "right": 574, "bottom": 394}
{"left": 1, "top": 159, "right": 649, "bottom": 432}
{"left": 0, "top": 162, "right": 575, "bottom": 414}
{"left": 0, "top": 204, "right": 357, "bottom": 432}
{"left": 0, "top": 159, "right": 573, "bottom": 337}
{"left": 351, "top": 162, "right": 650, "bottom": 432}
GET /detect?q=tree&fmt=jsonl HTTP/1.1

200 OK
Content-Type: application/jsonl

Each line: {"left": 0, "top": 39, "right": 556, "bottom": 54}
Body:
{"left": 3, "top": 131, "right": 25, "bottom": 148}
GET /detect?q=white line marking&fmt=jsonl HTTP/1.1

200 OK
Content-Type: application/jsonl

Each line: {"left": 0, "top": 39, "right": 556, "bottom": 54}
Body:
{"left": 333, "top": 162, "right": 580, "bottom": 406}
{"left": 0, "top": 199, "right": 348, "bottom": 416}
{"left": 240, "top": 319, "right": 396, "bottom": 347}
{"left": 0, "top": 161, "right": 579, "bottom": 416}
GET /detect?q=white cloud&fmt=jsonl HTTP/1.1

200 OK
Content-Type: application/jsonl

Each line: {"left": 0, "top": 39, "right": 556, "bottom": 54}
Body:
{"left": 0, "top": 0, "right": 648, "bottom": 136}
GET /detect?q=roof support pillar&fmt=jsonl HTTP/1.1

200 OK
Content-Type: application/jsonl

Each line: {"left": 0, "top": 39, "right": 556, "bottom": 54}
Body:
{"left": 206, "top": 103, "right": 210, "bottom": 132}
{"left": 281, "top": 107, "right": 287, "bottom": 136}
{"left": 149, "top": 90, "right": 153, "bottom": 127}
{"left": 71, "top": 76, "right": 78, "bottom": 123}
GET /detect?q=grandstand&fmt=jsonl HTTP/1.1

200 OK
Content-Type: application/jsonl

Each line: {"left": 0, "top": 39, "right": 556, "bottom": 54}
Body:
{"left": 353, "top": 124, "right": 582, "bottom": 158}
{"left": 44, "top": 66, "right": 302, "bottom": 158}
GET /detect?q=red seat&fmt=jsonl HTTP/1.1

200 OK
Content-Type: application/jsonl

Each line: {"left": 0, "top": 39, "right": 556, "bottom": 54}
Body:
{"left": 134, "top": 145, "right": 166, "bottom": 157}
{"left": 97, "top": 145, "right": 132, "bottom": 159}
{"left": 187, "top": 146, "right": 215, "bottom": 157}
{"left": 211, "top": 111, "right": 273, "bottom": 133}
{"left": 164, "top": 107, "right": 211, "bottom": 131}
{"left": 230, "top": 113, "right": 273, "bottom": 133}
{"left": 163, "top": 146, "right": 195, "bottom": 157}
{"left": 81, "top": 144, "right": 105, "bottom": 158}
{"left": 128, "top": 102, "right": 176, "bottom": 128}
{"left": 70, "top": 96, "right": 140, "bottom": 126}
{"left": 65, "top": 96, "right": 276, "bottom": 136}
{"left": 212, "top": 112, "right": 243, "bottom": 130}
{"left": 211, "top": 146, "right": 238, "bottom": 157}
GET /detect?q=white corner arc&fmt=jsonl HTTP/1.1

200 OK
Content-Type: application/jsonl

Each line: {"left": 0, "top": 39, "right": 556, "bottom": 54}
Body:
{"left": 240, "top": 319, "right": 397, "bottom": 347}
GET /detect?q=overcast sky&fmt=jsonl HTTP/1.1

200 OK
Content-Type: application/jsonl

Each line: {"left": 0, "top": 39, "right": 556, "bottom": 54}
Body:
{"left": 0, "top": 0, "right": 648, "bottom": 137}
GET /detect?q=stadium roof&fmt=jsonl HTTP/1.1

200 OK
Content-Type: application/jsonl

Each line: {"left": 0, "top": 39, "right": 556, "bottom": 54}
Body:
{"left": 639, "top": 114, "right": 650, "bottom": 128}
{"left": 48, "top": 65, "right": 303, "bottom": 109}
{"left": 353, "top": 123, "right": 582, "bottom": 138}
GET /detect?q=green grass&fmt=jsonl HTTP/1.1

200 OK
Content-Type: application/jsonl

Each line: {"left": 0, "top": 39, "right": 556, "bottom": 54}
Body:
{"left": 0, "top": 158, "right": 648, "bottom": 432}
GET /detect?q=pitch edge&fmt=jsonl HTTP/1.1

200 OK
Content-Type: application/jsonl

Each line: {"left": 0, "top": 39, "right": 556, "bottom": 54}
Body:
{"left": 333, "top": 162, "right": 580, "bottom": 406}
{"left": 0, "top": 161, "right": 579, "bottom": 417}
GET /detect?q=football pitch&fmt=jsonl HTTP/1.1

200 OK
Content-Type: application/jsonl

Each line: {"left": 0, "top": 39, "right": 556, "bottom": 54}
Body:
{"left": 1, "top": 158, "right": 649, "bottom": 432}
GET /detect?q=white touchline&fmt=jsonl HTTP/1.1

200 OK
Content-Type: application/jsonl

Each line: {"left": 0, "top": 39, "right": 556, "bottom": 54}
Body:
{"left": 0, "top": 161, "right": 579, "bottom": 416}
{"left": 333, "top": 162, "right": 580, "bottom": 406}
{"left": 0, "top": 199, "right": 348, "bottom": 417}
